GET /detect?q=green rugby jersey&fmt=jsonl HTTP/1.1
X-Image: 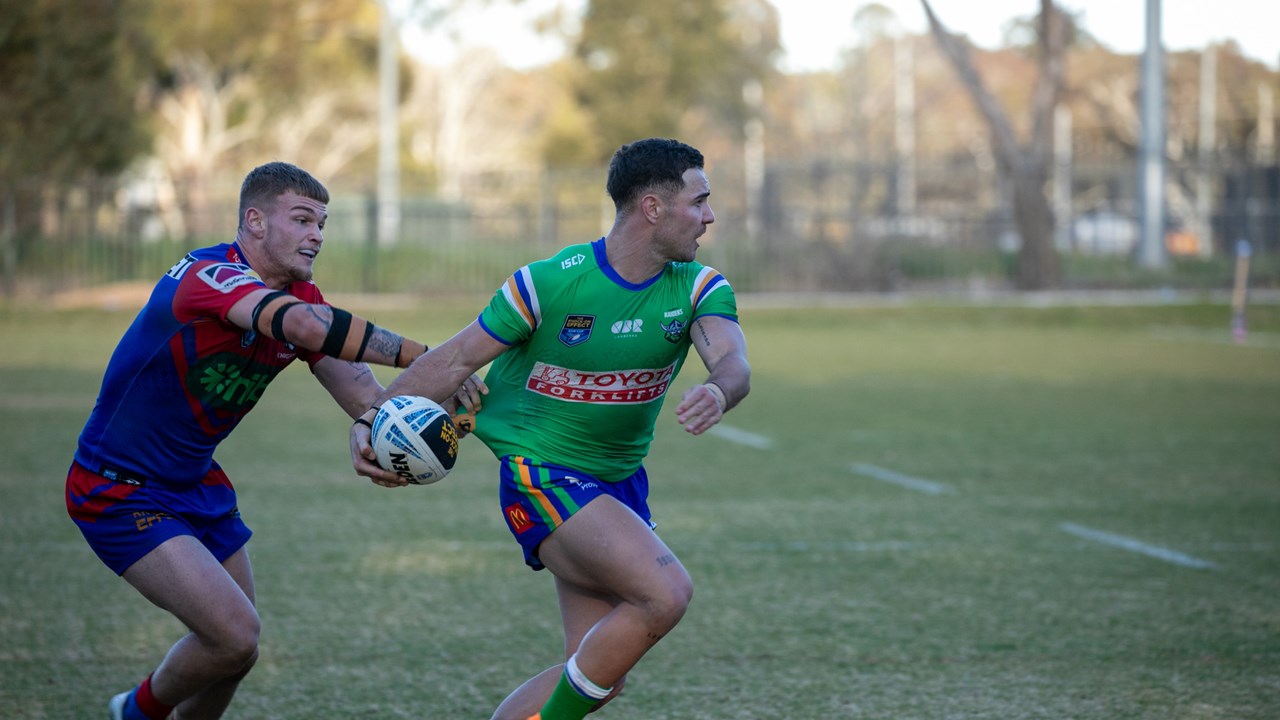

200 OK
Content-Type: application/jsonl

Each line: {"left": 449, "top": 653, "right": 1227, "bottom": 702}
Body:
{"left": 472, "top": 238, "right": 738, "bottom": 481}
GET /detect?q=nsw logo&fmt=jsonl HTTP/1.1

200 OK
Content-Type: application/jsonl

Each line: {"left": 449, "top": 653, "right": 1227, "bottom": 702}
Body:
{"left": 559, "top": 314, "right": 595, "bottom": 346}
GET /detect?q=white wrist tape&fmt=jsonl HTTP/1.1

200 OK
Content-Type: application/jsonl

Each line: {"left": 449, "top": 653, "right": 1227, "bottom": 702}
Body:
{"left": 703, "top": 382, "right": 727, "bottom": 412}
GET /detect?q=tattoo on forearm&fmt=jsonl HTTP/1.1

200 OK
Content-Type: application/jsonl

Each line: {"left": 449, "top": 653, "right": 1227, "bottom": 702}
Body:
{"left": 366, "top": 329, "right": 399, "bottom": 361}
{"left": 657, "top": 553, "right": 677, "bottom": 568}
{"left": 346, "top": 361, "right": 372, "bottom": 380}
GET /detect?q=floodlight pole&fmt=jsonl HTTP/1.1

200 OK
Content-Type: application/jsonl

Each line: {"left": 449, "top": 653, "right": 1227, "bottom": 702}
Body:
{"left": 377, "top": 0, "right": 401, "bottom": 246}
{"left": 1137, "top": 0, "right": 1166, "bottom": 269}
{"left": 1196, "top": 45, "right": 1216, "bottom": 258}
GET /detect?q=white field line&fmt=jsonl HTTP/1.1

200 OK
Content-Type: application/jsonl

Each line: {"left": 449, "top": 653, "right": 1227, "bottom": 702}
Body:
{"left": 849, "top": 463, "right": 953, "bottom": 495}
{"left": 1060, "top": 522, "right": 1218, "bottom": 570}
{"left": 706, "top": 424, "right": 773, "bottom": 449}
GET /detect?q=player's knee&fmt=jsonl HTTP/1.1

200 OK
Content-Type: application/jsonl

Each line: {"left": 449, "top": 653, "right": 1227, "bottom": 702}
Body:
{"left": 645, "top": 573, "right": 693, "bottom": 632}
{"left": 209, "top": 610, "right": 261, "bottom": 673}
{"left": 233, "top": 646, "right": 260, "bottom": 679}
{"left": 222, "top": 628, "right": 260, "bottom": 676}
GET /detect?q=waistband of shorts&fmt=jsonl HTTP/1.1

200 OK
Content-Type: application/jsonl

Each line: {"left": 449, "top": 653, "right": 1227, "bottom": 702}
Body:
{"left": 94, "top": 462, "right": 148, "bottom": 487}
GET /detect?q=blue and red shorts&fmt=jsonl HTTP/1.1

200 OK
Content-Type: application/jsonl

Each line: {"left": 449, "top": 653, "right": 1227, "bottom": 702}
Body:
{"left": 498, "top": 456, "right": 654, "bottom": 570}
{"left": 66, "top": 460, "right": 252, "bottom": 576}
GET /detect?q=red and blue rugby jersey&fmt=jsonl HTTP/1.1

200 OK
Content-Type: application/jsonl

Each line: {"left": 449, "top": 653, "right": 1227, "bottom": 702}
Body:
{"left": 74, "top": 243, "right": 325, "bottom": 486}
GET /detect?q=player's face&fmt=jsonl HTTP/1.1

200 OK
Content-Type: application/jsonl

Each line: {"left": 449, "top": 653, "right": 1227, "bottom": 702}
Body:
{"left": 655, "top": 168, "right": 714, "bottom": 263}
{"left": 259, "top": 192, "right": 327, "bottom": 285}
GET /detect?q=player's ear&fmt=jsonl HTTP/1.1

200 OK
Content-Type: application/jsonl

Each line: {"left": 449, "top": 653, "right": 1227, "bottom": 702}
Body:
{"left": 244, "top": 206, "right": 266, "bottom": 235}
{"left": 641, "top": 194, "right": 662, "bottom": 224}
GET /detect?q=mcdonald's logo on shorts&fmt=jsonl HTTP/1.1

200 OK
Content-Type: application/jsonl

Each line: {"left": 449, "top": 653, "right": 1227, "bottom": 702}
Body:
{"left": 505, "top": 503, "right": 535, "bottom": 534}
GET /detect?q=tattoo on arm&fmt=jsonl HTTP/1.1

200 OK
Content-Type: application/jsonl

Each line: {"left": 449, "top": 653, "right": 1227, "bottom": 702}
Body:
{"left": 696, "top": 321, "right": 712, "bottom": 347}
{"left": 366, "top": 328, "right": 400, "bottom": 362}
{"left": 305, "top": 304, "right": 332, "bottom": 330}
{"left": 345, "top": 361, "right": 373, "bottom": 381}
{"left": 657, "top": 553, "right": 677, "bottom": 568}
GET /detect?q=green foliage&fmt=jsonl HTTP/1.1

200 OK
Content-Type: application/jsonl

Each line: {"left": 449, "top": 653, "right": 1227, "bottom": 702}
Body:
{"left": 0, "top": 0, "right": 155, "bottom": 182}
{"left": 3, "top": 302, "right": 1280, "bottom": 718}
{"left": 572, "top": 0, "right": 779, "bottom": 158}
{"left": 146, "top": 0, "right": 380, "bottom": 100}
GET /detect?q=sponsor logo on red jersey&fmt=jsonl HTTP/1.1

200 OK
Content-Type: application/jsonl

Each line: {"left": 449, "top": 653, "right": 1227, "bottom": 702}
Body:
{"left": 524, "top": 361, "right": 676, "bottom": 404}
{"left": 197, "top": 263, "right": 259, "bottom": 294}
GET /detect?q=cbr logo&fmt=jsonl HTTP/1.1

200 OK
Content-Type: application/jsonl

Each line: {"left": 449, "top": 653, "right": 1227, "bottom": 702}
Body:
{"left": 611, "top": 319, "right": 643, "bottom": 335}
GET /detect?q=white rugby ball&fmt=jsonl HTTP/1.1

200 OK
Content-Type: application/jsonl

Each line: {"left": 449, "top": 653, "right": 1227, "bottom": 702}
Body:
{"left": 370, "top": 395, "right": 459, "bottom": 485}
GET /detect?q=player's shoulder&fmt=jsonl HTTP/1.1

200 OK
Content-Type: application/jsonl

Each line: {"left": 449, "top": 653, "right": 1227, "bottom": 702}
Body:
{"left": 162, "top": 243, "right": 268, "bottom": 320}
{"left": 666, "top": 260, "right": 729, "bottom": 288}
{"left": 527, "top": 240, "right": 599, "bottom": 278}
{"left": 166, "top": 243, "right": 259, "bottom": 290}
{"left": 667, "top": 261, "right": 735, "bottom": 316}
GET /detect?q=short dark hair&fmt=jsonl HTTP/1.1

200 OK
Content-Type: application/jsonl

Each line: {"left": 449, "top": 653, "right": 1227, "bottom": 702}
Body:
{"left": 605, "top": 138, "right": 705, "bottom": 212}
{"left": 238, "top": 162, "right": 329, "bottom": 229}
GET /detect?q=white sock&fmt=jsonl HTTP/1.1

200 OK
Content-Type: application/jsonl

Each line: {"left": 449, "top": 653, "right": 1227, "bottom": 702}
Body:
{"left": 564, "top": 654, "right": 611, "bottom": 701}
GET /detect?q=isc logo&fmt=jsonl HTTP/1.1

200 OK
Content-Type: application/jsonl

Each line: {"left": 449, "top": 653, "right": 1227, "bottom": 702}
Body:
{"left": 561, "top": 253, "right": 586, "bottom": 270}
{"left": 611, "top": 319, "right": 643, "bottom": 334}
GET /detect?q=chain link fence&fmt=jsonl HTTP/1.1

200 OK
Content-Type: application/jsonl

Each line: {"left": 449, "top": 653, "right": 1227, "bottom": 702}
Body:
{"left": 2, "top": 155, "right": 1277, "bottom": 302}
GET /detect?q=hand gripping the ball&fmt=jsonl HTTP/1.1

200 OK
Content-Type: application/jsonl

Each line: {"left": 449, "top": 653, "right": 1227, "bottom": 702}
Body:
{"left": 351, "top": 415, "right": 405, "bottom": 488}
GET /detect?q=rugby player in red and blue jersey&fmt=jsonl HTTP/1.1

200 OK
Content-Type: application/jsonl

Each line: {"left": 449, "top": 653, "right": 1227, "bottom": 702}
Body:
{"left": 68, "top": 162, "right": 482, "bottom": 720}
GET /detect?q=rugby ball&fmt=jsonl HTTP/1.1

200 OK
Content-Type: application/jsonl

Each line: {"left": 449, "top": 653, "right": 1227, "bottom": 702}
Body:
{"left": 370, "top": 395, "right": 459, "bottom": 485}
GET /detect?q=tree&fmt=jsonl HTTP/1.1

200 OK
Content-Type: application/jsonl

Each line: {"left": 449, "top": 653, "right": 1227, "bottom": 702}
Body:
{"left": 0, "top": 0, "right": 155, "bottom": 294}
{"left": 0, "top": 0, "right": 154, "bottom": 184}
{"left": 922, "top": 0, "right": 1064, "bottom": 289}
{"left": 571, "top": 0, "right": 777, "bottom": 160}
{"left": 139, "top": 0, "right": 384, "bottom": 238}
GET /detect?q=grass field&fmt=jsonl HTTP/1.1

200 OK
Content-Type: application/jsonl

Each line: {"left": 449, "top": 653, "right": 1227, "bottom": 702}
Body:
{"left": 2, "top": 298, "right": 1279, "bottom": 719}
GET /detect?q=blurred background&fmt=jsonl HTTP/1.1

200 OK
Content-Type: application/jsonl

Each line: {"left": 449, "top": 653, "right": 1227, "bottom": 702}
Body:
{"left": 2, "top": 0, "right": 1278, "bottom": 300}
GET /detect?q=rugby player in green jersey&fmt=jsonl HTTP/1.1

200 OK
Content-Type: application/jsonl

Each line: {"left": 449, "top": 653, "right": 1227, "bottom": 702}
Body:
{"left": 350, "top": 138, "right": 751, "bottom": 720}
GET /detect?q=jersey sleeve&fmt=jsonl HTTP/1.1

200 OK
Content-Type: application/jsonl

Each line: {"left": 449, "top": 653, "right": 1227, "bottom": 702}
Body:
{"left": 170, "top": 258, "right": 265, "bottom": 325}
{"left": 689, "top": 265, "right": 738, "bottom": 322}
{"left": 478, "top": 265, "right": 540, "bottom": 346}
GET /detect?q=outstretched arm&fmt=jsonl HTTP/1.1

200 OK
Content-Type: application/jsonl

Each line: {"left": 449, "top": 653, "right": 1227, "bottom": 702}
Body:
{"left": 675, "top": 315, "right": 750, "bottom": 436}
{"left": 312, "top": 357, "right": 385, "bottom": 419}
{"left": 227, "top": 288, "right": 426, "bottom": 369}
{"left": 350, "top": 320, "right": 506, "bottom": 487}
